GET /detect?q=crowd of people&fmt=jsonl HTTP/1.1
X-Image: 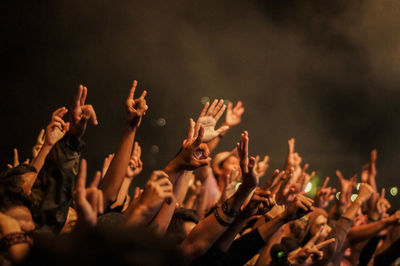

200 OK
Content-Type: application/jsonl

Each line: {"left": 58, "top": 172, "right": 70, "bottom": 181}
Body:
{"left": 0, "top": 81, "right": 399, "bottom": 266}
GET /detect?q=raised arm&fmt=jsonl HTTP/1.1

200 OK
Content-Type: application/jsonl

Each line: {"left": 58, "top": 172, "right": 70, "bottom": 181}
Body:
{"left": 207, "top": 100, "right": 244, "bottom": 152}
{"left": 179, "top": 131, "right": 257, "bottom": 262}
{"left": 101, "top": 81, "right": 148, "bottom": 208}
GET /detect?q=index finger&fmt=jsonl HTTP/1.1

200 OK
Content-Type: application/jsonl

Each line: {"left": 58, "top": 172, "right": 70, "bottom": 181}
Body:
{"left": 37, "top": 129, "right": 45, "bottom": 142}
{"left": 380, "top": 188, "right": 385, "bottom": 199}
{"left": 321, "top": 177, "right": 330, "bottom": 189}
{"left": 315, "top": 238, "right": 336, "bottom": 250}
{"left": 74, "top": 85, "right": 84, "bottom": 106}
{"left": 90, "top": 171, "right": 102, "bottom": 188}
{"left": 198, "top": 102, "right": 210, "bottom": 118}
{"left": 77, "top": 159, "right": 88, "bottom": 189}
{"left": 13, "top": 148, "right": 19, "bottom": 166}
{"left": 80, "top": 86, "right": 87, "bottom": 106}
{"left": 127, "top": 80, "right": 137, "bottom": 100}
{"left": 187, "top": 118, "right": 195, "bottom": 140}
{"left": 288, "top": 138, "right": 295, "bottom": 154}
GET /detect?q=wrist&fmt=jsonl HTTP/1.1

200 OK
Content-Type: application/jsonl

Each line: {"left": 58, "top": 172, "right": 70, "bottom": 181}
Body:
{"left": 124, "top": 123, "right": 137, "bottom": 134}
{"left": 354, "top": 198, "right": 366, "bottom": 206}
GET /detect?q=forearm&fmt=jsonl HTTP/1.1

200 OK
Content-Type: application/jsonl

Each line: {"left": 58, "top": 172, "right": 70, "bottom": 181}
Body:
{"left": 30, "top": 143, "right": 52, "bottom": 172}
{"left": 101, "top": 124, "right": 136, "bottom": 205}
{"left": 112, "top": 177, "right": 132, "bottom": 208}
{"left": 163, "top": 158, "right": 185, "bottom": 185}
{"left": 149, "top": 197, "right": 177, "bottom": 236}
{"left": 215, "top": 212, "right": 253, "bottom": 252}
{"left": 122, "top": 203, "right": 153, "bottom": 227}
{"left": 150, "top": 170, "right": 187, "bottom": 235}
{"left": 179, "top": 205, "right": 234, "bottom": 262}
{"left": 206, "top": 136, "right": 222, "bottom": 153}
{"left": 184, "top": 194, "right": 197, "bottom": 209}
{"left": 174, "top": 171, "right": 193, "bottom": 204}
{"left": 347, "top": 219, "right": 389, "bottom": 244}
{"left": 342, "top": 198, "right": 363, "bottom": 220}
{"left": 257, "top": 213, "right": 287, "bottom": 242}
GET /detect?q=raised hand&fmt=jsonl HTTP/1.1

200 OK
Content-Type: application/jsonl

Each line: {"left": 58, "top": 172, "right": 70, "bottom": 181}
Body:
{"left": 376, "top": 188, "right": 391, "bottom": 217}
{"left": 356, "top": 183, "right": 374, "bottom": 203}
{"left": 194, "top": 99, "right": 228, "bottom": 142}
{"left": 125, "top": 80, "right": 148, "bottom": 128}
{"left": 254, "top": 155, "right": 269, "bottom": 178}
{"left": 288, "top": 225, "right": 335, "bottom": 264}
{"left": 126, "top": 141, "right": 143, "bottom": 179}
{"left": 336, "top": 170, "right": 357, "bottom": 203}
{"left": 225, "top": 101, "right": 244, "bottom": 127}
{"left": 7, "top": 148, "right": 29, "bottom": 169}
{"left": 242, "top": 187, "right": 276, "bottom": 219}
{"left": 69, "top": 85, "right": 98, "bottom": 139}
{"left": 74, "top": 159, "right": 104, "bottom": 227}
{"left": 237, "top": 131, "right": 258, "bottom": 189}
{"left": 32, "top": 129, "right": 45, "bottom": 159}
{"left": 174, "top": 119, "right": 211, "bottom": 170}
{"left": 285, "top": 138, "right": 302, "bottom": 170}
{"left": 314, "top": 177, "right": 336, "bottom": 209}
{"left": 385, "top": 210, "right": 400, "bottom": 226}
{"left": 44, "top": 107, "right": 70, "bottom": 146}
{"left": 138, "top": 171, "right": 174, "bottom": 210}
{"left": 219, "top": 168, "right": 241, "bottom": 202}
{"left": 282, "top": 194, "right": 314, "bottom": 221}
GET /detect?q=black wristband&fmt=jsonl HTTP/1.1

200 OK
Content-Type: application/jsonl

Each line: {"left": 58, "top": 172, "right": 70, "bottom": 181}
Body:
{"left": 222, "top": 201, "right": 240, "bottom": 217}
{"left": 214, "top": 208, "right": 231, "bottom": 227}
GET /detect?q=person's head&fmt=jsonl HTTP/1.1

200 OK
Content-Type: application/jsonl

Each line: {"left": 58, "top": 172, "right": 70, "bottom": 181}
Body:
{"left": 166, "top": 208, "right": 198, "bottom": 244}
{"left": 0, "top": 164, "right": 37, "bottom": 194}
{"left": 212, "top": 151, "right": 240, "bottom": 178}
{"left": 0, "top": 186, "right": 35, "bottom": 232}
{"left": 301, "top": 208, "right": 331, "bottom": 246}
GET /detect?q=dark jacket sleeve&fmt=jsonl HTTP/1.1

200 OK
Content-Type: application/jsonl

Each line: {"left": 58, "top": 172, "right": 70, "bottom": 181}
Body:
{"left": 30, "top": 133, "right": 84, "bottom": 233}
{"left": 318, "top": 216, "right": 353, "bottom": 265}
{"left": 226, "top": 228, "right": 266, "bottom": 266}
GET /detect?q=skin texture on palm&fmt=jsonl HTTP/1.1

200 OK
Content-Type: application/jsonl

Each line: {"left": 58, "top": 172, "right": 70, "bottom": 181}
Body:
{"left": 314, "top": 177, "right": 336, "bottom": 209}
{"left": 194, "top": 99, "right": 228, "bottom": 143}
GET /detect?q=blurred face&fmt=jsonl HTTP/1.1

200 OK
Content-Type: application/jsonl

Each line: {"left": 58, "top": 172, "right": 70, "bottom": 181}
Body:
{"left": 310, "top": 215, "right": 331, "bottom": 237}
{"left": 5, "top": 206, "right": 35, "bottom": 233}
{"left": 220, "top": 156, "right": 240, "bottom": 175}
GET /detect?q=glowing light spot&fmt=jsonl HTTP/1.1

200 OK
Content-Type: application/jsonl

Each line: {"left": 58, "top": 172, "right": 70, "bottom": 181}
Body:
{"left": 150, "top": 145, "right": 159, "bottom": 154}
{"left": 356, "top": 183, "right": 361, "bottom": 191}
{"left": 235, "top": 182, "right": 242, "bottom": 191}
{"left": 390, "top": 187, "right": 398, "bottom": 196}
{"left": 201, "top": 97, "right": 210, "bottom": 105}
{"left": 305, "top": 182, "right": 312, "bottom": 193}
{"left": 351, "top": 194, "right": 358, "bottom": 202}
{"left": 336, "top": 192, "right": 341, "bottom": 200}
{"left": 156, "top": 118, "right": 166, "bottom": 127}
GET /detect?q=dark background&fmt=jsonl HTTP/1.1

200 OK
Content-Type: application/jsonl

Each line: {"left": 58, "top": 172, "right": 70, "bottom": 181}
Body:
{"left": 1, "top": 0, "right": 399, "bottom": 209}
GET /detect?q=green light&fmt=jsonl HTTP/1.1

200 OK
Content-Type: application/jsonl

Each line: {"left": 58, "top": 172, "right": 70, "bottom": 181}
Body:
{"left": 390, "top": 187, "right": 398, "bottom": 196}
{"left": 351, "top": 194, "right": 358, "bottom": 202}
{"left": 277, "top": 251, "right": 284, "bottom": 258}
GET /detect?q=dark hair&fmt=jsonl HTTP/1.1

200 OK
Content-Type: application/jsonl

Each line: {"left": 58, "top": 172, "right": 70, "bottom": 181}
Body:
{"left": 0, "top": 185, "right": 32, "bottom": 212}
{"left": 166, "top": 207, "right": 199, "bottom": 244}
{"left": 0, "top": 164, "right": 36, "bottom": 189}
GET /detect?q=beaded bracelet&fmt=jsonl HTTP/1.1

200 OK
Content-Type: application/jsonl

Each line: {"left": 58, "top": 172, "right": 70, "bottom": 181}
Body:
{"left": 0, "top": 232, "right": 30, "bottom": 250}
{"left": 213, "top": 208, "right": 231, "bottom": 227}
